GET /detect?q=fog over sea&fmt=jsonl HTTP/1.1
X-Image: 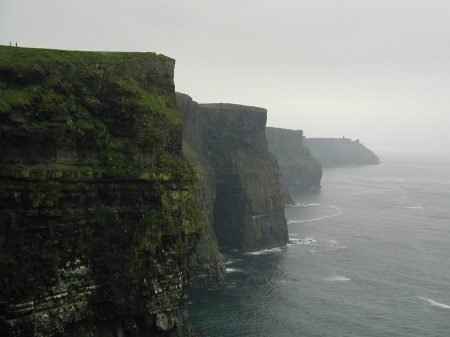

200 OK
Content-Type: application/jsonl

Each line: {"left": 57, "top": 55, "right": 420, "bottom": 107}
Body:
{"left": 188, "top": 156, "right": 450, "bottom": 337}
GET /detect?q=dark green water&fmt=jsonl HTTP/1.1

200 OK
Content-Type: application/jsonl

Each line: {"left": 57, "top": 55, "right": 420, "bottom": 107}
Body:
{"left": 189, "top": 158, "right": 450, "bottom": 337}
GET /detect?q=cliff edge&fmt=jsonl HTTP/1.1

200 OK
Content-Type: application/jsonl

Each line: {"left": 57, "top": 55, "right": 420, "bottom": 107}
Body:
{"left": 0, "top": 47, "right": 201, "bottom": 336}
{"left": 177, "top": 93, "right": 226, "bottom": 289}
{"left": 177, "top": 94, "right": 288, "bottom": 253}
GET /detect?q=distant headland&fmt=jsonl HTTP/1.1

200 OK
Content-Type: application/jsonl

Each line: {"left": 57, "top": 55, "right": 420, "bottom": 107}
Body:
{"left": 304, "top": 137, "right": 380, "bottom": 168}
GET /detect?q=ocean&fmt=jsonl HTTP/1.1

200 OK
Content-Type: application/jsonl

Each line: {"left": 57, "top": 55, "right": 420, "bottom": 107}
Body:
{"left": 188, "top": 157, "right": 450, "bottom": 337}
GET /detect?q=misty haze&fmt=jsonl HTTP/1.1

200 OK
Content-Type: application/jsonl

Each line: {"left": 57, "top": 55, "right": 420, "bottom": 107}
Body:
{"left": 1, "top": 1, "right": 450, "bottom": 336}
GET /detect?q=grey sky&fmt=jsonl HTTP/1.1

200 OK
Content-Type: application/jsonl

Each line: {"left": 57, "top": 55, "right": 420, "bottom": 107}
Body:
{"left": 2, "top": 0, "right": 450, "bottom": 158}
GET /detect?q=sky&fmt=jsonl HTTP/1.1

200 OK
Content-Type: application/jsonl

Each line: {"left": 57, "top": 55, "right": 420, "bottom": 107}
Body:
{"left": 1, "top": 0, "right": 450, "bottom": 158}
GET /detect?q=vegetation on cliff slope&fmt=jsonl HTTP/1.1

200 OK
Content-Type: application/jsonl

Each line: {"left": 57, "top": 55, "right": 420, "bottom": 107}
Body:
{"left": 0, "top": 46, "right": 182, "bottom": 171}
{"left": 0, "top": 46, "right": 202, "bottom": 337}
{"left": 177, "top": 93, "right": 226, "bottom": 289}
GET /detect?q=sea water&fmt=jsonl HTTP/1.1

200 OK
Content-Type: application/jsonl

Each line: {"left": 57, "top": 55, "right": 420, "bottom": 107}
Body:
{"left": 188, "top": 157, "right": 450, "bottom": 337}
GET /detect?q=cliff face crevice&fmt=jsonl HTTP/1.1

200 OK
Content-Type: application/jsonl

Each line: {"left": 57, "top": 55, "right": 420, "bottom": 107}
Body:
{"left": 266, "top": 127, "right": 322, "bottom": 196}
{"left": 177, "top": 94, "right": 288, "bottom": 254}
{"left": 0, "top": 47, "right": 201, "bottom": 337}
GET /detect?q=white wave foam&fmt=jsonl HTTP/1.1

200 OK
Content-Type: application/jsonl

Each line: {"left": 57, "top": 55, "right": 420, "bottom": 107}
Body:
{"left": 289, "top": 238, "right": 318, "bottom": 245}
{"left": 245, "top": 247, "right": 284, "bottom": 255}
{"left": 325, "top": 239, "right": 347, "bottom": 250}
{"left": 287, "top": 205, "right": 343, "bottom": 224}
{"left": 226, "top": 268, "right": 244, "bottom": 273}
{"left": 404, "top": 206, "right": 426, "bottom": 210}
{"left": 225, "top": 258, "right": 242, "bottom": 265}
{"left": 289, "top": 203, "right": 321, "bottom": 207}
{"left": 419, "top": 297, "right": 450, "bottom": 309}
{"left": 303, "top": 237, "right": 317, "bottom": 243}
{"left": 324, "top": 275, "right": 351, "bottom": 282}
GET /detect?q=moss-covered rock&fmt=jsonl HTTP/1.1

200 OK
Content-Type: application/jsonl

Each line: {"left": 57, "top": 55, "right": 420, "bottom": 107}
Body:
{"left": 177, "top": 94, "right": 226, "bottom": 289}
{"left": 0, "top": 46, "right": 201, "bottom": 337}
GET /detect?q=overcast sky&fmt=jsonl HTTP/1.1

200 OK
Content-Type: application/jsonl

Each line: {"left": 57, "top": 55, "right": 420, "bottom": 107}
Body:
{"left": 2, "top": 0, "right": 450, "bottom": 158}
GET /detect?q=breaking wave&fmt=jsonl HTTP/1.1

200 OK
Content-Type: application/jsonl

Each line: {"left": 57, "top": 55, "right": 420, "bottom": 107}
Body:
{"left": 324, "top": 275, "right": 351, "bottom": 282}
{"left": 245, "top": 247, "right": 284, "bottom": 255}
{"left": 418, "top": 297, "right": 450, "bottom": 309}
{"left": 289, "top": 238, "right": 318, "bottom": 245}
{"left": 287, "top": 204, "right": 342, "bottom": 224}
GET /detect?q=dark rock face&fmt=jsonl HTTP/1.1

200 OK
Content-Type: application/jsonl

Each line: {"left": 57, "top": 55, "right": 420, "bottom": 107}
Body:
{"left": 177, "top": 94, "right": 288, "bottom": 253}
{"left": 177, "top": 94, "right": 226, "bottom": 289}
{"left": 266, "top": 127, "right": 322, "bottom": 194}
{"left": 0, "top": 47, "right": 201, "bottom": 336}
{"left": 199, "top": 103, "right": 288, "bottom": 252}
{"left": 304, "top": 137, "right": 380, "bottom": 167}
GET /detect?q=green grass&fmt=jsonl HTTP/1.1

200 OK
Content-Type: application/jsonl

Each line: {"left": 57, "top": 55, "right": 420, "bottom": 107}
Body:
{"left": 0, "top": 87, "right": 34, "bottom": 112}
{"left": 182, "top": 142, "right": 210, "bottom": 174}
{"left": 0, "top": 45, "right": 184, "bottom": 171}
{"left": 0, "top": 45, "right": 171, "bottom": 68}
{"left": 0, "top": 45, "right": 179, "bottom": 123}
{"left": 114, "top": 77, "right": 181, "bottom": 125}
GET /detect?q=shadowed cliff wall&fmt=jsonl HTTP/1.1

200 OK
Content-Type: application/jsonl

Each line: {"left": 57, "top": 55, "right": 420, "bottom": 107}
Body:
{"left": 177, "top": 94, "right": 288, "bottom": 253}
{"left": 177, "top": 93, "right": 226, "bottom": 289}
{"left": 266, "top": 127, "right": 322, "bottom": 195}
{"left": 0, "top": 47, "right": 201, "bottom": 337}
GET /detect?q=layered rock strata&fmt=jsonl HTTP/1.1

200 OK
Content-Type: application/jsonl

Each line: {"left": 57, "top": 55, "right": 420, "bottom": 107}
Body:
{"left": 0, "top": 47, "right": 201, "bottom": 336}
{"left": 177, "top": 93, "right": 226, "bottom": 289}
{"left": 266, "top": 127, "right": 322, "bottom": 195}
{"left": 177, "top": 94, "right": 288, "bottom": 253}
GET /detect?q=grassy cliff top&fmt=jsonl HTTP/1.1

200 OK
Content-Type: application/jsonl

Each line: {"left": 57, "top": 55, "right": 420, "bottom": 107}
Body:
{"left": 0, "top": 46, "right": 184, "bottom": 171}
{"left": 0, "top": 45, "right": 173, "bottom": 68}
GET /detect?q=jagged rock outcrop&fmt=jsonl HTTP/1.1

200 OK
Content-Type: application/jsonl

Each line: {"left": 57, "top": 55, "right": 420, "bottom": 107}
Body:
{"left": 0, "top": 47, "right": 201, "bottom": 336}
{"left": 304, "top": 137, "right": 380, "bottom": 167}
{"left": 266, "top": 127, "right": 322, "bottom": 196}
{"left": 177, "top": 94, "right": 288, "bottom": 253}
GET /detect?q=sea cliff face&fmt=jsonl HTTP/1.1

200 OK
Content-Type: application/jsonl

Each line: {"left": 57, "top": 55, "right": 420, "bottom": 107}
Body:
{"left": 177, "top": 94, "right": 288, "bottom": 253}
{"left": 0, "top": 47, "right": 201, "bottom": 336}
{"left": 304, "top": 137, "right": 380, "bottom": 167}
{"left": 177, "top": 93, "right": 226, "bottom": 289}
{"left": 266, "top": 127, "right": 322, "bottom": 195}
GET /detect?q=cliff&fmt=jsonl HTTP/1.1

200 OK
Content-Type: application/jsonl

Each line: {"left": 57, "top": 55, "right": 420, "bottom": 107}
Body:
{"left": 304, "top": 137, "right": 380, "bottom": 167}
{"left": 176, "top": 93, "right": 226, "bottom": 289}
{"left": 266, "top": 127, "right": 322, "bottom": 195}
{"left": 0, "top": 47, "right": 202, "bottom": 336}
{"left": 177, "top": 94, "right": 288, "bottom": 253}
